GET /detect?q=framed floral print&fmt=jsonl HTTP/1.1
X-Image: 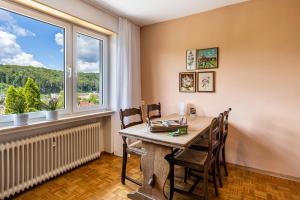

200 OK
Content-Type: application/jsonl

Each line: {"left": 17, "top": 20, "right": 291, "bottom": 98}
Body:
{"left": 179, "top": 72, "right": 196, "bottom": 93}
{"left": 196, "top": 47, "right": 218, "bottom": 69}
{"left": 197, "top": 71, "right": 215, "bottom": 92}
{"left": 186, "top": 49, "right": 196, "bottom": 70}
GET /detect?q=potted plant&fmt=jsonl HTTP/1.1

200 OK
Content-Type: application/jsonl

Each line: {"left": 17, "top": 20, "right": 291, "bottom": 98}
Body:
{"left": 43, "top": 97, "right": 59, "bottom": 121}
{"left": 5, "top": 86, "right": 29, "bottom": 126}
{"left": 24, "top": 77, "right": 42, "bottom": 112}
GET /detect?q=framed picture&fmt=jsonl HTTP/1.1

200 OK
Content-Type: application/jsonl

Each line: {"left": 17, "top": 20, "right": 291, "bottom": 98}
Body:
{"left": 179, "top": 72, "right": 196, "bottom": 93}
{"left": 197, "top": 71, "right": 215, "bottom": 92}
{"left": 196, "top": 47, "right": 218, "bottom": 69}
{"left": 186, "top": 49, "right": 196, "bottom": 70}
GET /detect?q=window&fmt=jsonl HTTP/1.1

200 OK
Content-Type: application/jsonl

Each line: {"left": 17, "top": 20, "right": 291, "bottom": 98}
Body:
{"left": 74, "top": 30, "right": 104, "bottom": 110}
{"left": 0, "top": 2, "right": 108, "bottom": 123}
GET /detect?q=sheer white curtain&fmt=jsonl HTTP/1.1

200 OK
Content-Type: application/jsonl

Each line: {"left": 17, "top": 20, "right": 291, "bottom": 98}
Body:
{"left": 116, "top": 17, "right": 141, "bottom": 109}
{"left": 111, "top": 17, "right": 141, "bottom": 156}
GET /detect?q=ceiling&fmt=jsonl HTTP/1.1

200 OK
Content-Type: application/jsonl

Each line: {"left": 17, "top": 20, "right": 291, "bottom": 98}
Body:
{"left": 88, "top": 0, "right": 248, "bottom": 26}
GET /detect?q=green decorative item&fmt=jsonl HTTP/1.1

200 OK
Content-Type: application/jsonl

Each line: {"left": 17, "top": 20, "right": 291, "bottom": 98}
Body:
{"left": 5, "top": 86, "right": 27, "bottom": 114}
{"left": 42, "top": 97, "right": 59, "bottom": 121}
{"left": 5, "top": 86, "right": 29, "bottom": 126}
{"left": 24, "top": 77, "right": 41, "bottom": 112}
{"left": 42, "top": 97, "right": 59, "bottom": 111}
{"left": 168, "top": 127, "right": 188, "bottom": 137}
{"left": 4, "top": 78, "right": 42, "bottom": 126}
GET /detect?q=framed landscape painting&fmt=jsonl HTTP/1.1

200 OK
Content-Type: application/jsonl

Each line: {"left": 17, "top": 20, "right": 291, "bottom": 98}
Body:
{"left": 197, "top": 71, "right": 215, "bottom": 92}
{"left": 179, "top": 72, "right": 196, "bottom": 93}
{"left": 196, "top": 47, "right": 218, "bottom": 69}
{"left": 186, "top": 49, "right": 196, "bottom": 70}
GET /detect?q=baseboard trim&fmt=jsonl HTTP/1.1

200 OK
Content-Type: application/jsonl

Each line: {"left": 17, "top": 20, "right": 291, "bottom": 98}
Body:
{"left": 228, "top": 162, "right": 300, "bottom": 183}
{"left": 107, "top": 152, "right": 300, "bottom": 183}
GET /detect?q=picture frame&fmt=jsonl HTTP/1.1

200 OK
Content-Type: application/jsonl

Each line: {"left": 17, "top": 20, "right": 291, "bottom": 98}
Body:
{"left": 186, "top": 49, "right": 196, "bottom": 70}
{"left": 197, "top": 71, "right": 215, "bottom": 92}
{"left": 179, "top": 72, "right": 196, "bottom": 93}
{"left": 196, "top": 47, "right": 218, "bottom": 69}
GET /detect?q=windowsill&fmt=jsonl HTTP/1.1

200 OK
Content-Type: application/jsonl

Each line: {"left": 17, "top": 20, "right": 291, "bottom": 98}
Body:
{"left": 0, "top": 110, "right": 114, "bottom": 136}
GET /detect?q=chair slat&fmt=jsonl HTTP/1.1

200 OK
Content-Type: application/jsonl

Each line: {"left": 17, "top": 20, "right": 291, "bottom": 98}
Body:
{"left": 147, "top": 102, "right": 161, "bottom": 120}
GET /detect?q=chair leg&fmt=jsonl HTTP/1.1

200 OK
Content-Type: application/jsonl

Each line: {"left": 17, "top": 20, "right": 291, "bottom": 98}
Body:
{"left": 212, "top": 161, "right": 219, "bottom": 197}
{"left": 189, "top": 176, "right": 201, "bottom": 193}
{"left": 222, "top": 146, "right": 228, "bottom": 176}
{"left": 121, "top": 136, "right": 128, "bottom": 184}
{"left": 169, "top": 160, "right": 175, "bottom": 200}
{"left": 217, "top": 154, "right": 223, "bottom": 187}
{"left": 203, "top": 168, "right": 209, "bottom": 200}
{"left": 184, "top": 167, "right": 188, "bottom": 183}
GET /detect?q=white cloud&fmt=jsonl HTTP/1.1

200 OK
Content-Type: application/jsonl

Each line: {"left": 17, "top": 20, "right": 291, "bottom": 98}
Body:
{"left": 77, "top": 34, "right": 100, "bottom": 63}
{"left": 0, "top": 30, "right": 21, "bottom": 58}
{"left": 0, "top": 30, "right": 44, "bottom": 68}
{"left": 55, "top": 32, "right": 63, "bottom": 46}
{"left": 78, "top": 60, "right": 99, "bottom": 73}
{"left": 9, "top": 24, "right": 36, "bottom": 37}
{"left": 1, "top": 52, "right": 44, "bottom": 67}
{"left": 55, "top": 32, "right": 64, "bottom": 53}
{"left": 0, "top": 9, "right": 14, "bottom": 22}
{"left": 0, "top": 9, "right": 35, "bottom": 37}
{"left": 76, "top": 34, "right": 101, "bottom": 73}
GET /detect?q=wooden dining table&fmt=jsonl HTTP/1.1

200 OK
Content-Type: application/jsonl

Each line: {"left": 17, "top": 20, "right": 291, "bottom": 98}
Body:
{"left": 118, "top": 114, "right": 213, "bottom": 200}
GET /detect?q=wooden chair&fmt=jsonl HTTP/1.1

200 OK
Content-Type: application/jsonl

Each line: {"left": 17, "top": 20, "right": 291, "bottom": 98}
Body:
{"left": 189, "top": 113, "right": 224, "bottom": 188}
{"left": 220, "top": 108, "right": 231, "bottom": 176}
{"left": 147, "top": 102, "right": 161, "bottom": 120}
{"left": 166, "top": 117, "right": 221, "bottom": 200}
{"left": 120, "top": 107, "right": 144, "bottom": 186}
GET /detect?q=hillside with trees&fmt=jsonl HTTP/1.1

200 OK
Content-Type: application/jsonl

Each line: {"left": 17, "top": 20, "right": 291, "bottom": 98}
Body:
{"left": 0, "top": 64, "right": 100, "bottom": 94}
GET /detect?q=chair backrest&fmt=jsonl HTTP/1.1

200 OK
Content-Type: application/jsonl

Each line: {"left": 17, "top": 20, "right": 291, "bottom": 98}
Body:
{"left": 119, "top": 107, "right": 143, "bottom": 129}
{"left": 207, "top": 116, "right": 222, "bottom": 161}
{"left": 222, "top": 108, "right": 232, "bottom": 144}
{"left": 147, "top": 102, "right": 161, "bottom": 120}
{"left": 216, "top": 113, "right": 224, "bottom": 141}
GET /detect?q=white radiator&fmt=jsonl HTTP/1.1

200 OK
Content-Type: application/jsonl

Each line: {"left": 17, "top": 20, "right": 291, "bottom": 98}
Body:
{"left": 0, "top": 122, "right": 102, "bottom": 199}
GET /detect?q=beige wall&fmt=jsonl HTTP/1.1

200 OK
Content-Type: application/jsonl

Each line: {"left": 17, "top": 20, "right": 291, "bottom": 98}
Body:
{"left": 141, "top": 0, "right": 300, "bottom": 178}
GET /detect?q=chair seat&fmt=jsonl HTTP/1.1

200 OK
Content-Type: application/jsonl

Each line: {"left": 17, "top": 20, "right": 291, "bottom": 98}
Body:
{"left": 173, "top": 149, "right": 208, "bottom": 170}
{"left": 127, "top": 140, "right": 144, "bottom": 155}
{"left": 190, "top": 138, "right": 219, "bottom": 151}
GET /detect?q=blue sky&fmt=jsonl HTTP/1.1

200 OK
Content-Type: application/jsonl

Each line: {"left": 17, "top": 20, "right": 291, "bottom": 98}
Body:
{"left": 0, "top": 8, "right": 64, "bottom": 70}
{"left": 0, "top": 8, "right": 101, "bottom": 73}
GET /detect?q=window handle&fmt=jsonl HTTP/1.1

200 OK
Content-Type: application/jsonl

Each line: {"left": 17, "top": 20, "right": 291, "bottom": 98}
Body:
{"left": 67, "top": 67, "right": 72, "bottom": 78}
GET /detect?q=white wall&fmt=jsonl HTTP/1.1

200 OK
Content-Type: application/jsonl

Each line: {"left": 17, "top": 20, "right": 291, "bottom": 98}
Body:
{"left": 36, "top": 0, "right": 118, "bottom": 33}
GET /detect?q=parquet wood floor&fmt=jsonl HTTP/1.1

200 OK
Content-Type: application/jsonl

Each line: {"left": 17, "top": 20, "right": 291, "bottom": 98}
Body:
{"left": 13, "top": 153, "right": 300, "bottom": 200}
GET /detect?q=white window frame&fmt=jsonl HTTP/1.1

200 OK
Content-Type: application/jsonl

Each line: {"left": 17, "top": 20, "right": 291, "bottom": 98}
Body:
{"left": 72, "top": 26, "right": 108, "bottom": 113}
{"left": 0, "top": 1, "right": 72, "bottom": 122}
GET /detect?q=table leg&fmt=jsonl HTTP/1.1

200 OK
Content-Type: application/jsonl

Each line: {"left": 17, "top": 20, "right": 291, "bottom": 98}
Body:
{"left": 127, "top": 141, "right": 172, "bottom": 200}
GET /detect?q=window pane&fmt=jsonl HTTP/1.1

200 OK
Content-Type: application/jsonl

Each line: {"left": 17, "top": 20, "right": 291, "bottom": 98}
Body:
{"left": 76, "top": 33, "right": 103, "bottom": 108}
{"left": 0, "top": 9, "right": 65, "bottom": 115}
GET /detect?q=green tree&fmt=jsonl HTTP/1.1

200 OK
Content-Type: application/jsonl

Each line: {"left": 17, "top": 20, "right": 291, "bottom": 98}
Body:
{"left": 57, "top": 90, "right": 65, "bottom": 109}
{"left": 0, "top": 64, "right": 100, "bottom": 94}
{"left": 5, "top": 86, "right": 27, "bottom": 114}
{"left": 24, "top": 77, "right": 41, "bottom": 111}
{"left": 88, "top": 93, "right": 99, "bottom": 104}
